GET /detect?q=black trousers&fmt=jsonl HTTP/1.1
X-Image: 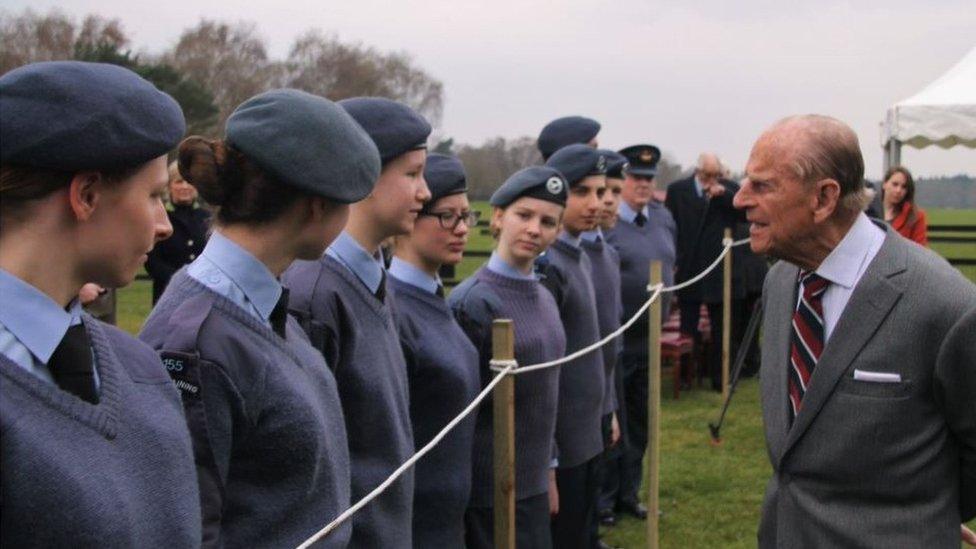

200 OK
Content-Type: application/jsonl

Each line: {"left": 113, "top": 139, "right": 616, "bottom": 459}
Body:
{"left": 465, "top": 493, "right": 551, "bottom": 549}
{"left": 734, "top": 294, "right": 762, "bottom": 377}
{"left": 679, "top": 300, "right": 726, "bottom": 390}
{"left": 590, "top": 414, "right": 615, "bottom": 543}
{"left": 618, "top": 353, "right": 648, "bottom": 505}
{"left": 599, "top": 364, "right": 628, "bottom": 512}
{"left": 551, "top": 455, "right": 601, "bottom": 549}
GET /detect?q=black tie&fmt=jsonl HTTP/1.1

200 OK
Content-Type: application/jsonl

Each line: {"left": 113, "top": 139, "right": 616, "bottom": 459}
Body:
{"left": 375, "top": 270, "right": 387, "bottom": 302}
{"left": 435, "top": 284, "right": 445, "bottom": 298}
{"left": 270, "top": 287, "right": 290, "bottom": 338}
{"left": 634, "top": 212, "right": 647, "bottom": 227}
{"left": 48, "top": 324, "right": 99, "bottom": 404}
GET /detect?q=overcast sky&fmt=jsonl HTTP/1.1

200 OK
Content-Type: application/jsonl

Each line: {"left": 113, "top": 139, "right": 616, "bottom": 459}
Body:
{"left": 9, "top": 0, "right": 974, "bottom": 179}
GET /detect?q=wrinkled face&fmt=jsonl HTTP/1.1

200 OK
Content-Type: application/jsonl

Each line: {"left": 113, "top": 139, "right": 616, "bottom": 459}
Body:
{"left": 168, "top": 171, "right": 198, "bottom": 206}
{"left": 370, "top": 149, "right": 432, "bottom": 237}
{"left": 493, "top": 197, "right": 563, "bottom": 267}
{"left": 410, "top": 193, "right": 472, "bottom": 267}
{"left": 882, "top": 171, "right": 908, "bottom": 205}
{"left": 734, "top": 137, "right": 816, "bottom": 261}
{"left": 563, "top": 175, "right": 606, "bottom": 235}
{"left": 621, "top": 173, "right": 655, "bottom": 209}
{"left": 80, "top": 155, "right": 173, "bottom": 287}
{"left": 599, "top": 176, "right": 623, "bottom": 229}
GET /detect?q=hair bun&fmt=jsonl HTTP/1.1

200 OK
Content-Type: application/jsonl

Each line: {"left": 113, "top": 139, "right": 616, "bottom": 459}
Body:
{"left": 178, "top": 136, "right": 230, "bottom": 206}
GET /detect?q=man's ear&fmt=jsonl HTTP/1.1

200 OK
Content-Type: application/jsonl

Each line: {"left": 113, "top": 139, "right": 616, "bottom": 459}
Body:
{"left": 68, "top": 171, "right": 103, "bottom": 221}
{"left": 812, "top": 178, "right": 841, "bottom": 223}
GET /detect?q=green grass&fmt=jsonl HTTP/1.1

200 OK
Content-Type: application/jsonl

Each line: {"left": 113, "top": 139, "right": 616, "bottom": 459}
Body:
{"left": 113, "top": 206, "right": 976, "bottom": 546}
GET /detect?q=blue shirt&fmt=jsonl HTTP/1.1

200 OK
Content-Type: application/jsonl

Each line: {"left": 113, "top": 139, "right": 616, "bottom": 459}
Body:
{"left": 693, "top": 176, "right": 705, "bottom": 197}
{"left": 388, "top": 257, "right": 440, "bottom": 295}
{"left": 618, "top": 201, "right": 650, "bottom": 225}
{"left": 558, "top": 230, "right": 581, "bottom": 248}
{"left": 326, "top": 231, "right": 385, "bottom": 294}
{"left": 0, "top": 268, "right": 97, "bottom": 387}
{"left": 487, "top": 251, "right": 536, "bottom": 280}
{"left": 580, "top": 229, "right": 603, "bottom": 243}
{"left": 187, "top": 231, "right": 282, "bottom": 327}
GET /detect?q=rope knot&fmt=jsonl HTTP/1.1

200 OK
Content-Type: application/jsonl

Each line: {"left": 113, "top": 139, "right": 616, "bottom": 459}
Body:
{"left": 489, "top": 359, "right": 519, "bottom": 373}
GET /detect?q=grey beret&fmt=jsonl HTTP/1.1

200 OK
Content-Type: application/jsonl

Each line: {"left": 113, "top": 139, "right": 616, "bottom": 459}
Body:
{"left": 489, "top": 166, "right": 568, "bottom": 208}
{"left": 598, "top": 149, "right": 629, "bottom": 179}
{"left": 226, "top": 89, "right": 381, "bottom": 203}
{"left": 537, "top": 116, "right": 600, "bottom": 160}
{"left": 423, "top": 154, "right": 467, "bottom": 206}
{"left": 0, "top": 61, "right": 185, "bottom": 171}
{"left": 545, "top": 144, "right": 607, "bottom": 186}
{"left": 338, "top": 97, "right": 432, "bottom": 164}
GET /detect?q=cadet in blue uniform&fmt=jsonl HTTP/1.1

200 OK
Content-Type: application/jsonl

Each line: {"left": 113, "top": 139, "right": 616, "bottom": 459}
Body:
{"left": 283, "top": 97, "right": 431, "bottom": 549}
{"left": 145, "top": 161, "right": 211, "bottom": 303}
{"left": 541, "top": 144, "right": 608, "bottom": 548}
{"left": 449, "top": 167, "right": 569, "bottom": 549}
{"left": 537, "top": 115, "right": 602, "bottom": 160}
{"left": 585, "top": 151, "right": 627, "bottom": 538}
{"left": 140, "top": 89, "right": 380, "bottom": 548}
{"left": 0, "top": 61, "right": 201, "bottom": 548}
{"left": 603, "top": 144, "right": 677, "bottom": 521}
{"left": 388, "top": 154, "right": 481, "bottom": 548}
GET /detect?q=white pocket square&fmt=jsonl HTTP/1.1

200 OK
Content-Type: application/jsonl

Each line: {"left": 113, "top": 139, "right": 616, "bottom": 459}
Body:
{"left": 853, "top": 369, "right": 902, "bottom": 383}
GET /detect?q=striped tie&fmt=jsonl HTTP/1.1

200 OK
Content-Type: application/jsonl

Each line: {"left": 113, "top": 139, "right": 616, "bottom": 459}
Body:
{"left": 789, "top": 271, "right": 829, "bottom": 421}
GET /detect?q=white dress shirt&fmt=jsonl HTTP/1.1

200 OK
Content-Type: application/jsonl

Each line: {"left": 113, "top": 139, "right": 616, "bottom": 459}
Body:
{"left": 806, "top": 213, "right": 886, "bottom": 342}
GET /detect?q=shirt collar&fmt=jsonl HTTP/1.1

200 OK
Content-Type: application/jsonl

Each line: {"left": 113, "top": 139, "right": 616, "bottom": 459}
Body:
{"left": 388, "top": 257, "right": 440, "bottom": 294}
{"left": 815, "top": 213, "right": 886, "bottom": 290}
{"left": 487, "top": 251, "right": 536, "bottom": 280}
{"left": 580, "top": 229, "right": 603, "bottom": 242}
{"left": 618, "top": 201, "right": 649, "bottom": 224}
{"left": 0, "top": 269, "right": 83, "bottom": 364}
{"left": 558, "top": 230, "right": 581, "bottom": 248}
{"left": 326, "top": 231, "right": 385, "bottom": 294}
{"left": 201, "top": 231, "right": 282, "bottom": 321}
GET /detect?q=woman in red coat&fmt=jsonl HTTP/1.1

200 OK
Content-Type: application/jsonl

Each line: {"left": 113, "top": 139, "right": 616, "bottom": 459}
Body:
{"left": 882, "top": 166, "right": 928, "bottom": 246}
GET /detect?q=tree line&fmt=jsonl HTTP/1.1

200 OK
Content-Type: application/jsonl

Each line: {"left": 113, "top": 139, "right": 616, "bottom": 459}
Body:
{"left": 0, "top": 9, "right": 685, "bottom": 200}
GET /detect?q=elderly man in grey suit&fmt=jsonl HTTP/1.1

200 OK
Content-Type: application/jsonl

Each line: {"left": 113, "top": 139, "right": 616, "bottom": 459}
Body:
{"left": 733, "top": 114, "right": 976, "bottom": 547}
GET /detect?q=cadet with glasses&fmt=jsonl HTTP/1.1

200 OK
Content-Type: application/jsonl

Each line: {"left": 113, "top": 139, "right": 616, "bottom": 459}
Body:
{"left": 388, "top": 153, "right": 481, "bottom": 548}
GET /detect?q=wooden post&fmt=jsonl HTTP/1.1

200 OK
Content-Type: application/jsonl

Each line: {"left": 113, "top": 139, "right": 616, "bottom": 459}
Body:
{"left": 492, "top": 319, "right": 516, "bottom": 549}
{"left": 722, "top": 228, "right": 733, "bottom": 401}
{"left": 646, "top": 261, "right": 662, "bottom": 549}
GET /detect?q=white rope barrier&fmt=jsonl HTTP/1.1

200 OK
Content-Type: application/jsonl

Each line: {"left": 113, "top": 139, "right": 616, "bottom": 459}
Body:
{"left": 296, "top": 236, "right": 752, "bottom": 548}
{"left": 296, "top": 361, "right": 517, "bottom": 549}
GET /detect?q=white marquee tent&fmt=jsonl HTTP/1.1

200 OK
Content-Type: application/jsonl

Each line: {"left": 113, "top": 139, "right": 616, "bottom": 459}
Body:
{"left": 881, "top": 46, "right": 976, "bottom": 171}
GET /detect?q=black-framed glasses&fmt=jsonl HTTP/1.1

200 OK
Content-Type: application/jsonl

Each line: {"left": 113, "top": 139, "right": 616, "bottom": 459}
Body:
{"left": 420, "top": 210, "right": 480, "bottom": 230}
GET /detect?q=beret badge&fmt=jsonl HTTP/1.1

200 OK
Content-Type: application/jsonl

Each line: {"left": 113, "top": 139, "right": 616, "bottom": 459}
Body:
{"left": 546, "top": 176, "right": 564, "bottom": 195}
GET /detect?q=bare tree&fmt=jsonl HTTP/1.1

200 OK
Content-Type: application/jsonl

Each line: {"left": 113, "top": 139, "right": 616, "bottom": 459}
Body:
{"left": 165, "top": 20, "right": 283, "bottom": 135}
{"left": 456, "top": 136, "right": 541, "bottom": 200}
{"left": 285, "top": 30, "right": 443, "bottom": 126}
{"left": 1, "top": 10, "right": 78, "bottom": 73}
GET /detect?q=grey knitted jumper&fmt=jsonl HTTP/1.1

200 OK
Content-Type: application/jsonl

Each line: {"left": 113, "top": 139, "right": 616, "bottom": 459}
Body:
{"left": 1, "top": 316, "right": 201, "bottom": 548}
{"left": 448, "top": 266, "right": 566, "bottom": 506}
{"left": 580, "top": 237, "right": 623, "bottom": 415}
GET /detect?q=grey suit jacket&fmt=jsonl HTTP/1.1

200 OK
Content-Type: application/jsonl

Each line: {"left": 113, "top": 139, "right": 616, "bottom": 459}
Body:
{"left": 759, "top": 226, "right": 976, "bottom": 548}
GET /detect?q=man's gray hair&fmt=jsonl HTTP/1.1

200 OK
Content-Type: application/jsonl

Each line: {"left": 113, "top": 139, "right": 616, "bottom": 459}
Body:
{"left": 775, "top": 114, "right": 865, "bottom": 215}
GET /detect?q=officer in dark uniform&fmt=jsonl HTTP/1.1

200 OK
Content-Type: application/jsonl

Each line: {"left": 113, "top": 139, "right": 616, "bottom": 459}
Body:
{"left": 145, "top": 161, "right": 210, "bottom": 303}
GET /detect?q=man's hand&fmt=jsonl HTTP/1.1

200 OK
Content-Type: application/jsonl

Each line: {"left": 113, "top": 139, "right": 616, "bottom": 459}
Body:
{"left": 962, "top": 524, "right": 976, "bottom": 546}
{"left": 610, "top": 412, "right": 621, "bottom": 447}
{"left": 548, "top": 469, "right": 559, "bottom": 516}
{"left": 704, "top": 182, "right": 727, "bottom": 199}
{"left": 78, "top": 283, "right": 105, "bottom": 305}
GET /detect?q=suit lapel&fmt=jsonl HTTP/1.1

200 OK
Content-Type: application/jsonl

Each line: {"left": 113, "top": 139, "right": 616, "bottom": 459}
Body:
{"left": 761, "top": 260, "right": 798, "bottom": 463}
{"left": 778, "top": 232, "right": 907, "bottom": 464}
